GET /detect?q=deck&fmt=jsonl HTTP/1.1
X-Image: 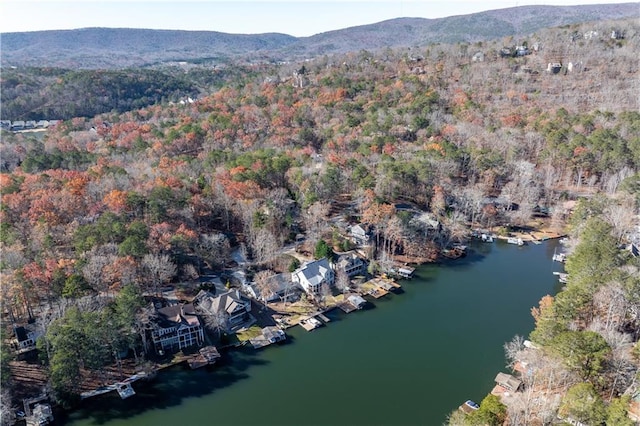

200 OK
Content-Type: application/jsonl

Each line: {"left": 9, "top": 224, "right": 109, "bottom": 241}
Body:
{"left": 360, "top": 277, "right": 401, "bottom": 299}
{"left": 337, "top": 301, "right": 358, "bottom": 313}
{"left": 299, "top": 316, "right": 323, "bottom": 331}
{"left": 316, "top": 313, "right": 331, "bottom": 323}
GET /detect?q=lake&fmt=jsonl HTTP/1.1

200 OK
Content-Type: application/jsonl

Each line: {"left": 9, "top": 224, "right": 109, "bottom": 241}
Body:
{"left": 63, "top": 240, "right": 564, "bottom": 426}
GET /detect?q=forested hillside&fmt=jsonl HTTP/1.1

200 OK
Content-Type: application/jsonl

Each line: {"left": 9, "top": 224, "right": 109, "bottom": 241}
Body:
{"left": 1, "top": 16, "right": 639, "bottom": 424}
{"left": 0, "top": 66, "right": 261, "bottom": 121}
{"left": 2, "top": 3, "right": 638, "bottom": 68}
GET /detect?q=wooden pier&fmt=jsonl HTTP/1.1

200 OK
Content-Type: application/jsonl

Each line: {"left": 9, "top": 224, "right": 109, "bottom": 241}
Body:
{"left": 188, "top": 346, "right": 221, "bottom": 369}
{"left": 368, "top": 287, "right": 389, "bottom": 298}
{"left": 299, "top": 316, "right": 323, "bottom": 331}
{"left": 316, "top": 313, "right": 331, "bottom": 323}
{"left": 249, "top": 327, "right": 286, "bottom": 349}
{"left": 360, "top": 277, "right": 401, "bottom": 298}
{"left": 338, "top": 301, "right": 357, "bottom": 313}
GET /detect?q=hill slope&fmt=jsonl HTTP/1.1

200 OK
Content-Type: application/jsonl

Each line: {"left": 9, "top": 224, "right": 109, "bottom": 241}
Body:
{"left": 2, "top": 3, "right": 638, "bottom": 68}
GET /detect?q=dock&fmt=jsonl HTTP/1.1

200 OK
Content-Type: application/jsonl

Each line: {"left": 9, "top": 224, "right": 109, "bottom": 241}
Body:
{"left": 553, "top": 271, "right": 569, "bottom": 283}
{"left": 552, "top": 252, "right": 566, "bottom": 262}
{"left": 80, "top": 371, "right": 153, "bottom": 400}
{"left": 116, "top": 382, "right": 135, "bottom": 399}
{"left": 338, "top": 301, "right": 358, "bottom": 313}
{"left": 316, "top": 313, "right": 331, "bottom": 323}
{"left": 188, "top": 346, "right": 221, "bottom": 369}
{"left": 360, "top": 277, "right": 401, "bottom": 299}
{"left": 368, "top": 287, "right": 389, "bottom": 298}
{"left": 249, "top": 327, "right": 286, "bottom": 349}
{"left": 299, "top": 316, "right": 323, "bottom": 331}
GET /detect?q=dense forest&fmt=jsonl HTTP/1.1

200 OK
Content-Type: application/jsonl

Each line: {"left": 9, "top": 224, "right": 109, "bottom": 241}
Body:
{"left": 1, "top": 16, "right": 639, "bottom": 425}
{"left": 0, "top": 66, "right": 258, "bottom": 121}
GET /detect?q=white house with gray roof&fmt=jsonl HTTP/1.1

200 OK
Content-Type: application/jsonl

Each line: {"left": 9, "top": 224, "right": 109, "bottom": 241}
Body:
{"left": 291, "top": 258, "right": 334, "bottom": 295}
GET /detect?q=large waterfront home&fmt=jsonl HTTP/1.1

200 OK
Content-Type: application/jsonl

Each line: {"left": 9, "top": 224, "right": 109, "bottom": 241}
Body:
{"left": 334, "top": 252, "right": 367, "bottom": 277}
{"left": 246, "top": 272, "right": 299, "bottom": 303}
{"left": 291, "top": 258, "right": 334, "bottom": 295}
{"left": 194, "top": 289, "right": 253, "bottom": 332}
{"left": 150, "top": 303, "right": 204, "bottom": 355}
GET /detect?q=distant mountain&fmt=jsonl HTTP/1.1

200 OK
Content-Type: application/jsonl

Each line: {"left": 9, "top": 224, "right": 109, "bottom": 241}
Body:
{"left": 288, "top": 3, "right": 640, "bottom": 56}
{"left": 0, "top": 28, "right": 298, "bottom": 68}
{"left": 2, "top": 3, "right": 638, "bottom": 68}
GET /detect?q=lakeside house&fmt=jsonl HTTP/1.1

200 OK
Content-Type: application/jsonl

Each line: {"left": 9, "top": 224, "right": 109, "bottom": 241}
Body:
{"left": 291, "top": 258, "right": 335, "bottom": 295}
{"left": 350, "top": 224, "right": 371, "bottom": 245}
{"left": 334, "top": 252, "right": 367, "bottom": 277}
{"left": 11, "top": 325, "right": 39, "bottom": 354}
{"left": 494, "top": 372, "right": 523, "bottom": 393}
{"left": 194, "top": 289, "right": 253, "bottom": 332}
{"left": 149, "top": 303, "right": 204, "bottom": 355}
{"left": 246, "top": 272, "right": 299, "bottom": 303}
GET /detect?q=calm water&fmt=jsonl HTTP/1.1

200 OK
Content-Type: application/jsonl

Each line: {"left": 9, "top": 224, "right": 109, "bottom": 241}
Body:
{"left": 63, "top": 241, "right": 563, "bottom": 426}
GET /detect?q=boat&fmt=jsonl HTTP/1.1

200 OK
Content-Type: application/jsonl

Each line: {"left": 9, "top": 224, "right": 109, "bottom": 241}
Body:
{"left": 552, "top": 252, "right": 566, "bottom": 262}
{"left": 116, "top": 382, "right": 135, "bottom": 399}
{"left": 480, "top": 233, "right": 494, "bottom": 243}
{"left": 458, "top": 400, "right": 480, "bottom": 414}
{"left": 553, "top": 271, "right": 569, "bottom": 283}
{"left": 507, "top": 237, "right": 524, "bottom": 246}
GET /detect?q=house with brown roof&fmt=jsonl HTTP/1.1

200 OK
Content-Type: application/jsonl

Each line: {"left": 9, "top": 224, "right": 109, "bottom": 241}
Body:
{"left": 195, "top": 289, "right": 253, "bottom": 333}
{"left": 494, "top": 372, "right": 523, "bottom": 393}
{"left": 334, "top": 252, "right": 366, "bottom": 277}
{"left": 150, "top": 303, "right": 204, "bottom": 354}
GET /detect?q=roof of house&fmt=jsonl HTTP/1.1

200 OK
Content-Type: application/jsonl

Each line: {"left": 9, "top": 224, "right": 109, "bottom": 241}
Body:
{"left": 336, "top": 252, "right": 363, "bottom": 268}
{"left": 196, "top": 289, "right": 250, "bottom": 316}
{"left": 157, "top": 303, "right": 200, "bottom": 328}
{"left": 494, "top": 372, "right": 522, "bottom": 391}
{"left": 347, "top": 294, "right": 367, "bottom": 307}
{"left": 267, "top": 273, "right": 294, "bottom": 293}
{"left": 350, "top": 224, "right": 369, "bottom": 235}
{"left": 14, "top": 326, "right": 29, "bottom": 342}
{"left": 294, "top": 258, "right": 332, "bottom": 287}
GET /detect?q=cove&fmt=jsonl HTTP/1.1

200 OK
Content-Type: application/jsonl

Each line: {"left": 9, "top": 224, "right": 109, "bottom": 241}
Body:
{"left": 62, "top": 240, "right": 564, "bottom": 426}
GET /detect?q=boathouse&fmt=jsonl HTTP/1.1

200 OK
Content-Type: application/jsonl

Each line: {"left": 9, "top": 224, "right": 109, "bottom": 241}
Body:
{"left": 494, "top": 372, "right": 523, "bottom": 392}
{"left": 347, "top": 294, "right": 367, "bottom": 309}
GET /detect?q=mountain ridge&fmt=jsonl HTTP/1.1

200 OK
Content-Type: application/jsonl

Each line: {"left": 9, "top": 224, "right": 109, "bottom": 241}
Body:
{"left": 1, "top": 3, "right": 638, "bottom": 68}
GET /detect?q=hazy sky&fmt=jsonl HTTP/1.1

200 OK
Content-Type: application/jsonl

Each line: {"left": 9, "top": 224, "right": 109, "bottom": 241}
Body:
{"left": 1, "top": 1, "right": 635, "bottom": 36}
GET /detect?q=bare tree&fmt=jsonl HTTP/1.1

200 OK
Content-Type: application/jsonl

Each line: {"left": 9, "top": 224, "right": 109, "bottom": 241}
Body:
{"left": 251, "top": 228, "right": 280, "bottom": 264}
{"left": 335, "top": 268, "right": 351, "bottom": 294}
{"left": 319, "top": 282, "right": 332, "bottom": 308}
{"left": 254, "top": 270, "right": 277, "bottom": 302}
{"left": 197, "top": 233, "right": 231, "bottom": 269}
{"left": 201, "top": 309, "right": 229, "bottom": 340}
{"left": 0, "top": 387, "right": 16, "bottom": 426}
{"left": 504, "top": 334, "right": 525, "bottom": 369}
{"left": 303, "top": 201, "right": 331, "bottom": 245}
{"left": 82, "top": 244, "right": 118, "bottom": 294}
{"left": 142, "top": 253, "right": 177, "bottom": 296}
{"left": 603, "top": 201, "right": 636, "bottom": 243}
